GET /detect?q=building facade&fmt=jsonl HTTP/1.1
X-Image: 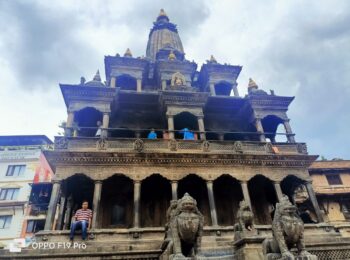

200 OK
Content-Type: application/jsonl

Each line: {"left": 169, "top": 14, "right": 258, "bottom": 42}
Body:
{"left": 0, "top": 136, "right": 53, "bottom": 247}
{"left": 3, "top": 9, "right": 350, "bottom": 260}
{"left": 309, "top": 160, "right": 350, "bottom": 237}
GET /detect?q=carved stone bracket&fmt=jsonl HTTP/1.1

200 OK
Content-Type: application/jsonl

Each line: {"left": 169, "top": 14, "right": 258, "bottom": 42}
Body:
{"left": 202, "top": 141, "right": 210, "bottom": 152}
{"left": 265, "top": 142, "right": 273, "bottom": 153}
{"left": 297, "top": 143, "right": 308, "bottom": 154}
{"left": 55, "top": 137, "right": 68, "bottom": 150}
{"left": 168, "top": 139, "right": 178, "bottom": 151}
{"left": 96, "top": 138, "right": 108, "bottom": 150}
{"left": 133, "top": 139, "right": 144, "bottom": 152}
{"left": 234, "top": 141, "right": 243, "bottom": 153}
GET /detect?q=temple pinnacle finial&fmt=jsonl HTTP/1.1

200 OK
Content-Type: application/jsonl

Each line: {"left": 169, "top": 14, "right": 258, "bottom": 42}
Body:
{"left": 209, "top": 55, "right": 217, "bottom": 64}
{"left": 124, "top": 48, "right": 133, "bottom": 57}
{"left": 248, "top": 78, "right": 258, "bottom": 89}
{"left": 168, "top": 50, "right": 176, "bottom": 61}
{"left": 158, "top": 8, "right": 168, "bottom": 18}
{"left": 93, "top": 70, "right": 101, "bottom": 82}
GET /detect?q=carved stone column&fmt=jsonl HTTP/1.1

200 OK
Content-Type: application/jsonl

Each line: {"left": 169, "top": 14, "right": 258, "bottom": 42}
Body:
{"left": 240, "top": 181, "right": 252, "bottom": 210}
{"left": 283, "top": 119, "right": 296, "bottom": 143}
{"left": 197, "top": 116, "right": 206, "bottom": 140}
{"left": 274, "top": 181, "right": 284, "bottom": 202}
{"left": 136, "top": 78, "right": 142, "bottom": 92}
{"left": 65, "top": 111, "right": 74, "bottom": 136}
{"left": 45, "top": 180, "right": 61, "bottom": 230}
{"left": 209, "top": 83, "right": 216, "bottom": 96}
{"left": 255, "top": 118, "right": 266, "bottom": 142}
{"left": 91, "top": 180, "right": 102, "bottom": 229}
{"left": 167, "top": 115, "right": 175, "bottom": 139}
{"left": 63, "top": 196, "right": 73, "bottom": 230}
{"left": 206, "top": 181, "right": 218, "bottom": 226}
{"left": 110, "top": 76, "right": 116, "bottom": 88}
{"left": 232, "top": 83, "right": 239, "bottom": 97}
{"left": 101, "top": 113, "right": 110, "bottom": 138}
{"left": 305, "top": 181, "right": 323, "bottom": 223}
{"left": 133, "top": 180, "right": 141, "bottom": 228}
{"left": 56, "top": 186, "right": 66, "bottom": 230}
{"left": 162, "top": 80, "right": 167, "bottom": 90}
{"left": 171, "top": 181, "right": 178, "bottom": 200}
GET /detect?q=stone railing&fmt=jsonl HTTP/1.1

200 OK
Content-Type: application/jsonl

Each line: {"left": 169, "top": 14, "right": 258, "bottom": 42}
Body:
{"left": 54, "top": 136, "right": 308, "bottom": 155}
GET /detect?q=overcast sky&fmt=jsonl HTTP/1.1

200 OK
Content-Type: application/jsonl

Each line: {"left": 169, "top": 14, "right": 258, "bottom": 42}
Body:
{"left": 0, "top": 0, "right": 349, "bottom": 159}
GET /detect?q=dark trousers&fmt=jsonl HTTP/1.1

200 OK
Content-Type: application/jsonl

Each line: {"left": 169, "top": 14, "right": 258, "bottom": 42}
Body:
{"left": 70, "top": 220, "right": 88, "bottom": 240}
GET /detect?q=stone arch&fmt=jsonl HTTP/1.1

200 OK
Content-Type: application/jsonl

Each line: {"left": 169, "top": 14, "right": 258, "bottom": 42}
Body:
{"left": 261, "top": 115, "right": 285, "bottom": 143}
{"left": 214, "top": 81, "right": 232, "bottom": 96}
{"left": 213, "top": 174, "right": 243, "bottom": 226}
{"left": 178, "top": 174, "right": 211, "bottom": 225}
{"left": 140, "top": 174, "right": 172, "bottom": 227}
{"left": 100, "top": 174, "right": 134, "bottom": 228}
{"left": 280, "top": 175, "right": 317, "bottom": 223}
{"left": 174, "top": 112, "right": 199, "bottom": 139}
{"left": 248, "top": 174, "right": 278, "bottom": 225}
{"left": 61, "top": 174, "right": 94, "bottom": 229}
{"left": 74, "top": 107, "right": 103, "bottom": 137}
{"left": 116, "top": 74, "right": 137, "bottom": 91}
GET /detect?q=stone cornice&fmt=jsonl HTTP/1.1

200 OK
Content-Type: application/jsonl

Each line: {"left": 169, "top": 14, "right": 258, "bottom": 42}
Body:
{"left": 45, "top": 150, "right": 317, "bottom": 169}
{"left": 60, "top": 85, "right": 115, "bottom": 109}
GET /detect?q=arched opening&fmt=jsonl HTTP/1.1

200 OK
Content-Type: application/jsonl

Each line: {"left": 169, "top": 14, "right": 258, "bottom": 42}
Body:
{"left": 214, "top": 81, "right": 232, "bottom": 96}
{"left": 261, "top": 115, "right": 285, "bottom": 143}
{"left": 100, "top": 175, "right": 133, "bottom": 228}
{"left": 110, "top": 127, "right": 135, "bottom": 138}
{"left": 206, "top": 131, "right": 219, "bottom": 141}
{"left": 224, "top": 131, "right": 244, "bottom": 141}
{"left": 248, "top": 175, "right": 277, "bottom": 224}
{"left": 281, "top": 175, "right": 317, "bottom": 223}
{"left": 140, "top": 174, "right": 171, "bottom": 227}
{"left": 174, "top": 112, "right": 198, "bottom": 140}
{"left": 62, "top": 174, "right": 94, "bottom": 229}
{"left": 178, "top": 174, "right": 211, "bottom": 225}
{"left": 117, "top": 74, "right": 137, "bottom": 91}
{"left": 75, "top": 107, "right": 103, "bottom": 137}
{"left": 214, "top": 175, "right": 243, "bottom": 226}
{"left": 140, "top": 128, "right": 163, "bottom": 139}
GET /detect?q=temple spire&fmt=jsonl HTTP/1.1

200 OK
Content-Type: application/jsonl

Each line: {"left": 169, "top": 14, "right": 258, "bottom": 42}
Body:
{"left": 124, "top": 48, "right": 133, "bottom": 57}
{"left": 93, "top": 70, "right": 101, "bottom": 82}
{"left": 157, "top": 8, "right": 169, "bottom": 22}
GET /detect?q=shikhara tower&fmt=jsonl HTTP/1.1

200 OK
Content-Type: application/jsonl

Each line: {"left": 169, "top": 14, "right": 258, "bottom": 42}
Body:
{"left": 13, "top": 9, "right": 349, "bottom": 260}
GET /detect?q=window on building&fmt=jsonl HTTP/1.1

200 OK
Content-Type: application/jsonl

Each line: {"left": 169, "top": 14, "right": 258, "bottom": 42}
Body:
{"left": 326, "top": 174, "right": 343, "bottom": 185}
{"left": 0, "top": 188, "right": 20, "bottom": 200}
{"left": 26, "top": 220, "right": 45, "bottom": 233}
{"left": 0, "top": 215, "right": 12, "bottom": 229}
{"left": 6, "top": 165, "right": 26, "bottom": 176}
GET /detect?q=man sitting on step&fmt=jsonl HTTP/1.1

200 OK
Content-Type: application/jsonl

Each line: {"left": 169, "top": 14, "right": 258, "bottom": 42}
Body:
{"left": 70, "top": 200, "right": 93, "bottom": 241}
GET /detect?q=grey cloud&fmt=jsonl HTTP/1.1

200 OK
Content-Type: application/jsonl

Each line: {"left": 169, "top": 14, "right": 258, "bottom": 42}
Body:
{"left": 247, "top": 1, "right": 350, "bottom": 159}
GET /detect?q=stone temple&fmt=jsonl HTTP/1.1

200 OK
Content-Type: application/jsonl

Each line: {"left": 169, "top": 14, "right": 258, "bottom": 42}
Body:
{"left": 5, "top": 9, "right": 350, "bottom": 260}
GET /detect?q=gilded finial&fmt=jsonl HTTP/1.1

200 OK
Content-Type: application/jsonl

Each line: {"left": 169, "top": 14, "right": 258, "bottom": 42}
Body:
{"left": 168, "top": 50, "right": 176, "bottom": 61}
{"left": 124, "top": 48, "right": 133, "bottom": 57}
{"left": 209, "top": 55, "right": 217, "bottom": 64}
{"left": 93, "top": 70, "right": 101, "bottom": 82}
{"left": 159, "top": 8, "right": 168, "bottom": 17}
{"left": 248, "top": 78, "right": 258, "bottom": 89}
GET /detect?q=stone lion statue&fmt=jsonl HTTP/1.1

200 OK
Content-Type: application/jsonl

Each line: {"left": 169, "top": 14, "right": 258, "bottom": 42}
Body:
{"left": 234, "top": 200, "right": 254, "bottom": 232}
{"left": 160, "top": 193, "right": 204, "bottom": 260}
{"left": 262, "top": 195, "right": 317, "bottom": 260}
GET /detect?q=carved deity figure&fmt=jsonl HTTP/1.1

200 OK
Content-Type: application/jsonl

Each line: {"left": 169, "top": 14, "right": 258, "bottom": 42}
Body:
{"left": 171, "top": 72, "right": 186, "bottom": 87}
{"left": 161, "top": 193, "right": 204, "bottom": 260}
{"left": 262, "top": 195, "right": 317, "bottom": 260}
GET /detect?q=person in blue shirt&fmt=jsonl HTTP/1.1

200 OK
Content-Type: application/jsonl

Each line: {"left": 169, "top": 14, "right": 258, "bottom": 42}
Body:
{"left": 147, "top": 129, "right": 157, "bottom": 139}
{"left": 180, "top": 128, "right": 195, "bottom": 140}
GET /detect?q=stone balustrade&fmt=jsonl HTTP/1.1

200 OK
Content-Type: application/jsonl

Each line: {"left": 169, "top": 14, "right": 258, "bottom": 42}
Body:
{"left": 54, "top": 136, "right": 308, "bottom": 155}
